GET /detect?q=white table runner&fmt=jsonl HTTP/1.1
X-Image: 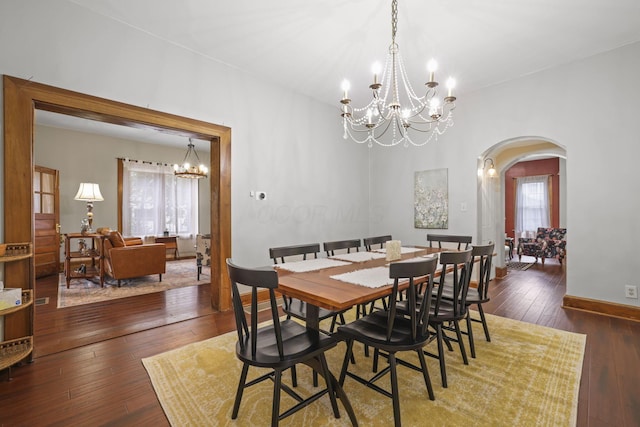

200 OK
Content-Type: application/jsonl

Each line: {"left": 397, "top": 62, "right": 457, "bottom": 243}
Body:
{"left": 330, "top": 266, "right": 393, "bottom": 288}
{"left": 274, "top": 258, "right": 350, "bottom": 273}
{"left": 329, "top": 251, "right": 387, "bottom": 263}
{"left": 373, "top": 246, "right": 423, "bottom": 254}
{"left": 397, "top": 255, "right": 436, "bottom": 263}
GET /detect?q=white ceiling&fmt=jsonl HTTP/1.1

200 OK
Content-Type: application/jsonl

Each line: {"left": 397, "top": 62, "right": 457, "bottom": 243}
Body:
{"left": 40, "top": 0, "right": 640, "bottom": 144}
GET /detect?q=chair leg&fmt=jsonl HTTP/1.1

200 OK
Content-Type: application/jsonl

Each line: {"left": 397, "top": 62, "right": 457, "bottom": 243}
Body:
{"left": 339, "top": 340, "right": 355, "bottom": 386}
{"left": 318, "top": 354, "right": 341, "bottom": 418}
{"left": 329, "top": 316, "right": 338, "bottom": 333}
{"left": 454, "top": 320, "right": 469, "bottom": 365}
{"left": 416, "top": 348, "right": 435, "bottom": 400}
{"left": 372, "top": 348, "right": 379, "bottom": 373}
{"left": 272, "top": 369, "right": 282, "bottom": 427}
{"left": 435, "top": 324, "right": 447, "bottom": 388}
{"left": 442, "top": 328, "right": 454, "bottom": 352}
{"left": 290, "top": 366, "right": 297, "bottom": 387}
{"left": 466, "top": 312, "right": 476, "bottom": 359}
{"left": 232, "top": 363, "right": 249, "bottom": 419}
{"left": 388, "top": 353, "right": 401, "bottom": 427}
{"left": 477, "top": 304, "right": 491, "bottom": 342}
{"left": 313, "top": 370, "right": 318, "bottom": 387}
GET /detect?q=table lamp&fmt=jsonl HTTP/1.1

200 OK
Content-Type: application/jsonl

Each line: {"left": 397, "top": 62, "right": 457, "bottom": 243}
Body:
{"left": 74, "top": 182, "right": 104, "bottom": 233}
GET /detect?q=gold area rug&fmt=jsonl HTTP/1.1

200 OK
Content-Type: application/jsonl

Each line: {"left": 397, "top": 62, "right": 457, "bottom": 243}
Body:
{"left": 57, "top": 258, "right": 208, "bottom": 308}
{"left": 142, "top": 312, "right": 586, "bottom": 427}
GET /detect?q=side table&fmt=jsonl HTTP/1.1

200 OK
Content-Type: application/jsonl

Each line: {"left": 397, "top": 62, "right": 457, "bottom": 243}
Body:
{"left": 64, "top": 233, "right": 105, "bottom": 288}
{"left": 155, "top": 236, "right": 179, "bottom": 259}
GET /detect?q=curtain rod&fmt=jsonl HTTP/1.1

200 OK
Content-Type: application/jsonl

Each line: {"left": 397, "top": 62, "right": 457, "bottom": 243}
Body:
{"left": 511, "top": 174, "right": 554, "bottom": 179}
{"left": 117, "top": 157, "right": 175, "bottom": 167}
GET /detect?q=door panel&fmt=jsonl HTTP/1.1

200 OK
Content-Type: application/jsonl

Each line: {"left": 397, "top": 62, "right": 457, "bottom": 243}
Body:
{"left": 34, "top": 166, "right": 60, "bottom": 278}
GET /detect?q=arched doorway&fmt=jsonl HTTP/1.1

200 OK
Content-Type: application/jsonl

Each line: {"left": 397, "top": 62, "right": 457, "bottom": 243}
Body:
{"left": 477, "top": 137, "right": 567, "bottom": 270}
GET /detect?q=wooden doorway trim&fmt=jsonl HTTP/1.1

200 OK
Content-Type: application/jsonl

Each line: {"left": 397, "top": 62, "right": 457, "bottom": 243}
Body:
{"left": 3, "top": 75, "right": 232, "bottom": 311}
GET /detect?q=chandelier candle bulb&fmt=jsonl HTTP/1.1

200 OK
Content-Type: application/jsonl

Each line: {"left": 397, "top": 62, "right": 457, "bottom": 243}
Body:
{"left": 427, "top": 58, "right": 437, "bottom": 82}
{"left": 341, "top": 79, "right": 350, "bottom": 100}
{"left": 446, "top": 77, "right": 456, "bottom": 97}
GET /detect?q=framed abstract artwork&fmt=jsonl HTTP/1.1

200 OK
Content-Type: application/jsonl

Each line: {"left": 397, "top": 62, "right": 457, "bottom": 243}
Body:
{"left": 414, "top": 168, "right": 448, "bottom": 229}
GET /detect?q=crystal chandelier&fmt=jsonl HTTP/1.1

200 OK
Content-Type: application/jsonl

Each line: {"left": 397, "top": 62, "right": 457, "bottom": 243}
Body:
{"left": 340, "top": 0, "right": 458, "bottom": 147}
{"left": 174, "top": 138, "right": 208, "bottom": 179}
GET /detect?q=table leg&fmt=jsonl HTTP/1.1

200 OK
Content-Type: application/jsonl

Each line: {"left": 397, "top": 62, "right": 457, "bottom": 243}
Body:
{"left": 303, "top": 344, "right": 359, "bottom": 426}
{"left": 306, "top": 304, "right": 320, "bottom": 331}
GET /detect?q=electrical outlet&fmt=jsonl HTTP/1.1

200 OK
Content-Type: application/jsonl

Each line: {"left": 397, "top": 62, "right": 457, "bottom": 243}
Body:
{"left": 625, "top": 285, "right": 638, "bottom": 299}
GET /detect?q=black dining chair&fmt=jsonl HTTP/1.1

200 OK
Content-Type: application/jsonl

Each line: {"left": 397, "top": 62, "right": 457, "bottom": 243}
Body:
{"left": 426, "top": 234, "right": 472, "bottom": 250}
{"left": 425, "top": 249, "right": 473, "bottom": 388}
{"left": 269, "top": 244, "right": 347, "bottom": 334}
{"left": 226, "top": 259, "right": 342, "bottom": 427}
{"left": 323, "top": 238, "right": 361, "bottom": 256}
{"left": 270, "top": 244, "right": 350, "bottom": 386}
{"left": 396, "top": 249, "right": 472, "bottom": 388}
{"left": 439, "top": 243, "right": 494, "bottom": 358}
{"left": 363, "top": 235, "right": 392, "bottom": 251}
{"left": 337, "top": 257, "right": 439, "bottom": 427}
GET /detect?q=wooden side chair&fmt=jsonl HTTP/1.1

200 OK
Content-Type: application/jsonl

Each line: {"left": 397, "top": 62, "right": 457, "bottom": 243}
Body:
{"left": 269, "top": 243, "right": 347, "bottom": 334}
{"left": 424, "top": 249, "right": 473, "bottom": 388}
{"left": 337, "top": 257, "right": 439, "bottom": 427}
{"left": 363, "top": 235, "right": 392, "bottom": 251}
{"left": 426, "top": 234, "right": 472, "bottom": 250}
{"left": 437, "top": 244, "right": 494, "bottom": 359}
{"left": 323, "top": 238, "right": 361, "bottom": 256}
{"left": 463, "top": 243, "right": 494, "bottom": 358}
{"left": 226, "top": 259, "right": 342, "bottom": 426}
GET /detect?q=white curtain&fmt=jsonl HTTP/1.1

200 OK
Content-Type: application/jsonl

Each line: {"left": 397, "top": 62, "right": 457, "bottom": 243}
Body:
{"left": 515, "top": 175, "right": 550, "bottom": 238}
{"left": 122, "top": 160, "right": 198, "bottom": 238}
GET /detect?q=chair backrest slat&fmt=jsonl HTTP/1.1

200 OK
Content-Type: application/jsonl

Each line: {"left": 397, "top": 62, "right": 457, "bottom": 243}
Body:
{"left": 470, "top": 243, "right": 494, "bottom": 300}
{"left": 269, "top": 243, "right": 320, "bottom": 264}
{"left": 324, "top": 239, "right": 361, "bottom": 256}
{"left": 434, "top": 249, "right": 472, "bottom": 316}
{"left": 363, "top": 235, "right": 392, "bottom": 251}
{"left": 388, "top": 257, "right": 438, "bottom": 340}
{"left": 426, "top": 234, "right": 472, "bottom": 250}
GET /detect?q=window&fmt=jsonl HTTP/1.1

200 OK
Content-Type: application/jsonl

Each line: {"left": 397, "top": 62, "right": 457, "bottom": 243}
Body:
{"left": 121, "top": 160, "right": 198, "bottom": 237}
{"left": 515, "top": 175, "right": 550, "bottom": 238}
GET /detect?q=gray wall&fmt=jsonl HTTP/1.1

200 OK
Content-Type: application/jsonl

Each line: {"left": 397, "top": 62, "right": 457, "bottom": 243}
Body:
{"left": 1, "top": 1, "right": 639, "bottom": 308}
{"left": 0, "top": 0, "right": 370, "bottom": 269}
{"left": 370, "top": 42, "right": 640, "bottom": 307}
{"left": 34, "top": 124, "right": 211, "bottom": 257}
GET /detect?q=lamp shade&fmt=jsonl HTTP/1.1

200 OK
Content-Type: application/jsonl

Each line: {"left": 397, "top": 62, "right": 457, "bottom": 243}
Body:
{"left": 74, "top": 183, "right": 104, "bottom": 201}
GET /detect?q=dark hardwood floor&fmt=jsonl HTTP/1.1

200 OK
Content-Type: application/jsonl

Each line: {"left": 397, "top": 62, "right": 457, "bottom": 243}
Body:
{"left": 1, "top": 258, "right": 639, "bottom": 426}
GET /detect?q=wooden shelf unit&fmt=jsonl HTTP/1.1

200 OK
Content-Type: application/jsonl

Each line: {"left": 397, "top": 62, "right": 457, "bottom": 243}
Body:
{"left": 0, "top": 243, "right": 34, "bottom": 379}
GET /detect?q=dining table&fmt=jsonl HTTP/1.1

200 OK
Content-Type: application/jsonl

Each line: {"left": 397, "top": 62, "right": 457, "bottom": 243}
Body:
{"left": 276, "top": 245, "right": 443, "bottom": 331}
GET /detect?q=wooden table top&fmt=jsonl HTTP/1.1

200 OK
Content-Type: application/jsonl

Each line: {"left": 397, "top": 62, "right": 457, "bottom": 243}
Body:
{"left": 277, "top": 246, "right": 442, "bottom": 311}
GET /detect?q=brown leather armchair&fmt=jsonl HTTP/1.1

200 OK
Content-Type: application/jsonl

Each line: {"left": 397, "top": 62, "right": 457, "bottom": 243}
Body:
{"left": 102, "top": 232, "right": 166, "bottom": 287}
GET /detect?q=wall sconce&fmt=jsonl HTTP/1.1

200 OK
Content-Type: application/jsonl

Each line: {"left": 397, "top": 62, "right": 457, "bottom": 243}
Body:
{"left": 483, "top": 158, "right": 497, "bottom": 177}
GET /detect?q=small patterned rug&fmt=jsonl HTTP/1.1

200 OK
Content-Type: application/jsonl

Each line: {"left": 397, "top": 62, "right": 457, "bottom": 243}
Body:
{"left": 57, "top": 258, "right": 208, "bottom": 308}
{"left": 507, "top": 261, "right": 535, "bottom": 271}
{"left": 143, "top": 311, "right": 586, "bottom": 426}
